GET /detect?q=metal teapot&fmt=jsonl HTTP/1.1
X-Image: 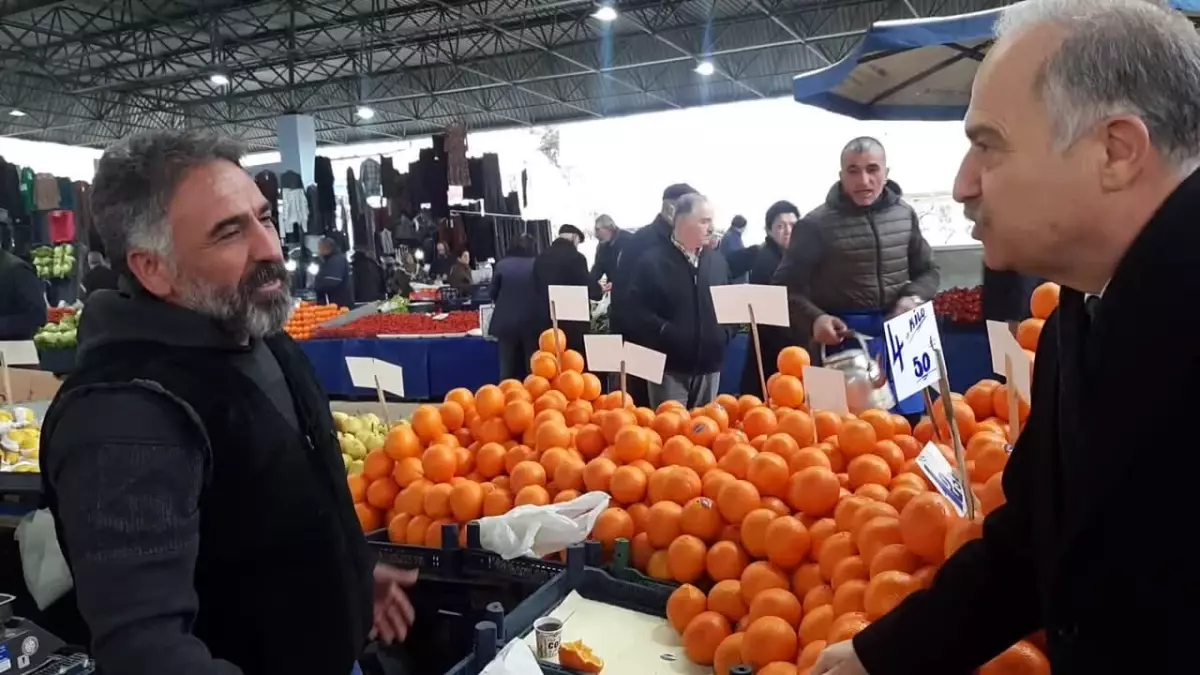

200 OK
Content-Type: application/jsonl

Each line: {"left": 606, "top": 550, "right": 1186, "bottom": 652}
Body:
{"left": 819, "top": 333, "right": 896, "bottom": 413}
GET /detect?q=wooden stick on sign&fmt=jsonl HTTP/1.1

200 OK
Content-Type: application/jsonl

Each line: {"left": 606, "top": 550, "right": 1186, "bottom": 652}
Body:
{"left": 1004, "top": 355, "right": 1022, "bottom": 443}
{"left": 0, "top": 351, "right": 12, "bottom": 410}
{"left": 922, "top": 389, "right": 943, "bottom": 443}
{"left": 373, "top": 374, "right": 392, "bottom": 428}
{"left": 747, "top": 304, "right": 769, "bottom": 407}
{"left": 619, "top": 360, "right": 628, "bottom": 406}
{"left": 933, "top": 346, "right": 974, "bottom": 521}
{"left": 550, "top": 300, "right": 563, "bottom": 370}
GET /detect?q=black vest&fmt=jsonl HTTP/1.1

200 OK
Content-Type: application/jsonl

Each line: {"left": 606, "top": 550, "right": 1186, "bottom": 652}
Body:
{"left": 41, "top": 334, "right": 374, "bottom": 674}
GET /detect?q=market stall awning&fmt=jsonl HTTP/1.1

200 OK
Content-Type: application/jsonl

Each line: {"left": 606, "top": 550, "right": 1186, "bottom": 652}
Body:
{"left": 792, "top": 1, "right": 1200, "bottom": 121}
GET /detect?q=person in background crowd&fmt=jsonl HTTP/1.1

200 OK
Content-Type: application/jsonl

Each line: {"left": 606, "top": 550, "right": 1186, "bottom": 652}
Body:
{"left": 773, "top": 136, "right": 939, "bottom": 414}
{"left": 315, "top": 236, "right": 354, "bottom": 308}
{"left": 612, "top": 182, "right": 699, "bottom": 405}
{"left": 489, "top": 235, "right": 539, "bottom": 380}
{"left": 447, "top": 249, "right": 474, "bottom": 296}
{"left": 626, "top": 194, "right": 731, "bottom": 408}
{"left": 351, "top": 245, "right": 387, "bottom": 304}
{"left": 429, "top": 241, "right": 453, "bottom": 279}
{"left": 982, "top": 264, "right": 1042, "bottom": 327}
{"left": 589, "top": 214, "right": 627, "bottom": 293}
{"left": 717, "top": 214, "right": 749, "bottom": 282}
{"left": 0, "top": 243, "right": 44, "bottom": 339}
{"left": 739, "top": 200, "right": 800, "bottom": 397}
{"left": 80, "top": 251, "right": 119, "bottom": 301}
{"left": 814, "top": 1, "right": 1200, "bottom": 674}
{"left": 534, "top": 224, "right": 600, "bottom": 355}
{"left": 39, "top": 130, "right": 415, "bottom": 675}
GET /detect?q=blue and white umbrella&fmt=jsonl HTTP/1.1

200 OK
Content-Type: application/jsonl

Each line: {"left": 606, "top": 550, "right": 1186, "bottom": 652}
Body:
{"left": 793, "top": 1, "right": 1200, "bottom": 121}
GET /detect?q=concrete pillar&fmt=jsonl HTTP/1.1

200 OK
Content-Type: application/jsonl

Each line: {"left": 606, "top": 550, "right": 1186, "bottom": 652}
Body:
{"left": 276, "top": 114, "right": 316, "bottom": 185}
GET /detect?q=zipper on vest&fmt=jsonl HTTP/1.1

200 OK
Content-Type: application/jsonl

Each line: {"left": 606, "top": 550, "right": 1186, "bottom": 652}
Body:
{"left": 867, "top": 213, "right": 885, "bottom": 307}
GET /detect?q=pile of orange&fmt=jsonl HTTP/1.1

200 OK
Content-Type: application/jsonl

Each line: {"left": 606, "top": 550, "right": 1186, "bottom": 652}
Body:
{"left": 286, "top": 301, "right": 347, "bottom": 341}
{"left": 345, "top": 322, "right": 1056, "bottom": 675}
{"left": 1015, "top": 281, "right": 1061, "bottom": 356}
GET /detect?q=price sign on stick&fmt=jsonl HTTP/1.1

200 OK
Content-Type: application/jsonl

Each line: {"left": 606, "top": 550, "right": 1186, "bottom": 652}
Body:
{"left": 622, "top": 342, "right": 666, "bottom": 386}
{"left": 915, "top": 442, "right": 968, "bottom": 517}
{"left": 711, "top": 285, "right": 790, "bottom": 404}
{"left": 802, "top": 366, "right": 850, "bottom": 416}
{"left": 985, "top": 320, "right": 1031, "bottom": 442}
{"left": 582, "top": 335, "right": 624, "bottom": 373}
{"left": 883, "top": 301, "right": 944, "bottom": 400}
{"left": 932, "top": 345, "right": 974, "bottom": 519}
{"left": 345, "top": 357, "right": 405, "bottom": 427}
{"left": 547, "top": 286, "right": 590, "bottom": 322}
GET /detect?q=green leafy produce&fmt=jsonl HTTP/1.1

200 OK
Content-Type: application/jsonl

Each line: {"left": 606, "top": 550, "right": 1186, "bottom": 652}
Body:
{"left": 32, "top": 244, "right": 77, "bottom": 280}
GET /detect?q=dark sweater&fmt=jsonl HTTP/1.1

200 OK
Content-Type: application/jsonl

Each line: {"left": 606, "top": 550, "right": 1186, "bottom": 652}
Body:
{"left": 40, "top": 288, "right": 374, "bottom": 675}
{"left": 0, "top": 249, "right": 45, "bottom": 339}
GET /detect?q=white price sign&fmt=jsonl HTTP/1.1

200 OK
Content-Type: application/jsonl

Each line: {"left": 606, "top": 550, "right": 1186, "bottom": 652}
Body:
{"left": 883, "top": 301, "right": 943, "bottom": 400}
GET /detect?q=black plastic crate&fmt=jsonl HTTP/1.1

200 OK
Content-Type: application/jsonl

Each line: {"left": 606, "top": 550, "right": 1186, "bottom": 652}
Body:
{"left": 606, "top": 537, "right": 680, "bottom": 591}
{"left": 365, "top": 522, "right": 569, "bottom": 675}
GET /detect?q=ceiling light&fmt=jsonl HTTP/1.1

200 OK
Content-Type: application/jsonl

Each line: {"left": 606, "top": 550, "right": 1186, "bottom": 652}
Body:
{"left": 284, "top": 259, "right": 297, "bottom": 272}
{"left": 592, "top": 5, "right": 618, "bottom": 21}
{"left": 694, "top": 61, "right": 715, "bottom": 76}
{"left": 306, "top": 262, "right": 320, "bottom": 276}
{"left": 356, "top": 106, "right": 376, "bottom": 120}
{"left": 209, "top": 73, "right": 230, "bottom": 86}
{"left": 8, "top": 109, "right": 25, "bottom": 117}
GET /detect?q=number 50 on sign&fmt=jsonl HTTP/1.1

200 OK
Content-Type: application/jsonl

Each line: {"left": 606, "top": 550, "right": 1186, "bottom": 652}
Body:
{"left": 883, "top": 301, "right": 944, "bottom": 400}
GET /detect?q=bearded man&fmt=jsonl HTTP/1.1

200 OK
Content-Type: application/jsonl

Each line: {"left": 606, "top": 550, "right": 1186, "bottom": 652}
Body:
{"left": 39, "top": 131, "right": 415, "bottom": 675}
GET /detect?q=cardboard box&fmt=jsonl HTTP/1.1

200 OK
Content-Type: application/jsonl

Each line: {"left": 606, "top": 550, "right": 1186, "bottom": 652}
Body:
{"left": 1, "top": 367, "right": 60, "bottom": 406}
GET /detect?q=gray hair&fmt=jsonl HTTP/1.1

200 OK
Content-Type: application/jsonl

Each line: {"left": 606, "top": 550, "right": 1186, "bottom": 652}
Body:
{"left": 996, "top": 0, "right": 1200, "bottom": 173}
{"left": 91, "top": 130, "right": 245, "bottom": 274}
{"left": 841, "top": 136, "right": 886, "bottom": 161}
{"left": 594, "top": 214, "right": 616, "bottom": 233}
{"left": 673, "top": 193, "right": 709, "bottom": 222}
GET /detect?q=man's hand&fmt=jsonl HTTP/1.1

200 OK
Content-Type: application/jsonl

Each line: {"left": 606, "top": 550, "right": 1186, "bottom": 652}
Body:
{"left": 888, "top": 295, "right": 922, "bottom": 318}
{"left": 601, "top": 281, "right": 613, "bottom": 294}
{"left": 812, "top": 640, "right": 869, "bottom": 675}
{"left": 813, "top": 314, "right": 849, "bottom": 346}
{"left": 370, "top": 565, "right": 417, "bottom": 645}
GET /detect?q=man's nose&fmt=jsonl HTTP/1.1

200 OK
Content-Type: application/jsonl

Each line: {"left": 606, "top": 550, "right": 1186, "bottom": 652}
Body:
{"left": 251, "top": 218, "right": 284, "bottom": 262}
{"left": 952, "top": 154, "right": 980, "bottom": 204}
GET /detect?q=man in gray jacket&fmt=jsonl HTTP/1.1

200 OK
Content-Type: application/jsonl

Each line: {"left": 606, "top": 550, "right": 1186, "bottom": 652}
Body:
{"left": 772, "top": 137, "right": 938, "bottom": 413}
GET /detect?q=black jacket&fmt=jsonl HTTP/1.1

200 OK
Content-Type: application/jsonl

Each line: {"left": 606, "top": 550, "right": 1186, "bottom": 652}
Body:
{"left": 0, "top": 249, "right": 44, "bottom": 339}
{"left": 854, "top": 170, "right": 1200, "bottom": 674}
{"left": 740, "top": 238, "right": 788, "bottom": 397}
{"left": 534, "top": 238, "right": 601, "bottom": 351}
{"left": 40, "top": 287, "right": 375, "bottom": 675}
{"left": 982, "top": 266, "right": 1041, "bottom": 322}
{"left": 351, "top": 252, "right": 387, "bottom": 303}
{"left": 590, "top": 229, "right": 629, "bottom": 286}
{"left": 625, "top": 238, "right": 732, "bottom": 375}
{"left": 315, "top": 250, "right": 354, "bottom": 307}
{"left": 489, "top": 255, "right": 537, "bottom": 341}
{"left": 447, "top": 262, "right": 474, "bottom": 295}
{"left": 81, "top": 265, "right": 120, "bottom": 301}
{"left": 610, "top": 215, "right": 672, "bottom": 333}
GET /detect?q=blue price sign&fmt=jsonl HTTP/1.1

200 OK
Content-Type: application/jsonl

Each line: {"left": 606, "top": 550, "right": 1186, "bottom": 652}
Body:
{"left": 883, "top": 301, "right": 944, "bottom": 400}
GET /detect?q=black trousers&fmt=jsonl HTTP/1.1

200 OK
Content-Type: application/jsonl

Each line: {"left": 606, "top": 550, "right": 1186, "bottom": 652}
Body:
{"left": 497, "top": 334, "right": 536, "bottom": 381}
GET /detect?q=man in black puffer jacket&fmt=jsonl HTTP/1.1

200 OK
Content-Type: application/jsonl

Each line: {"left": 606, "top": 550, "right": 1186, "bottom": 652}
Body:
{"left": 774, "top": 137, "right": 939, "bottom": 344}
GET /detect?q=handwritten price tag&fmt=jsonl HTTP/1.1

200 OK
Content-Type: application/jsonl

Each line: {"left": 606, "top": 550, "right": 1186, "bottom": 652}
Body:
{"left": 915, "top": 442, "right": 967, "bottom": 517}
{"left": 883, "top": 301, "right": 944, "bottom": 400}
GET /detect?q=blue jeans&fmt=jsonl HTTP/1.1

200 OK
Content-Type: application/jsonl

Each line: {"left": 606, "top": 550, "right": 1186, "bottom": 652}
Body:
{"left": 351, "top": 663, "right": 363, "bottom": 675}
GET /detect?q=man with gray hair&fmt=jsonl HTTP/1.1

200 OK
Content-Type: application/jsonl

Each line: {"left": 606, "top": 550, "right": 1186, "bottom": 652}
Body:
{"left": 624, "top": 193, "right": 731, "bottom": 407}
{"left": 589, "top": 213, "right": 626, "bottom": 293}
{"left": 38, "top": 130, "right": 415, "bottom": 675}
{"left": 815, "top": 1, "right": 1200, "bottom": 673}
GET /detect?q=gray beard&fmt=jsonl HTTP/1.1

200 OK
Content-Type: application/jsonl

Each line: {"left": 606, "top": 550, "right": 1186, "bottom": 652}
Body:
{"left": 176, "top": 276, "right": 293, "bottom": 341}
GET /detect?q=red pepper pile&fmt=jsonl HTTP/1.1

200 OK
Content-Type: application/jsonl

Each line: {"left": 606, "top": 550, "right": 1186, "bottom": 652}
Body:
{"left": 933, "top": 285, "right": 983, "bottom": 324}
{"left": 313, "top": 311, "right": 480, "bottom": 339}
{"left": 47, "top": 307, "right": 76, "bottom": 324}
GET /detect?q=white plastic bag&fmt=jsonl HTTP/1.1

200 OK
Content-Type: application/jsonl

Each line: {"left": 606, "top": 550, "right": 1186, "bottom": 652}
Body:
{"left": 477, "top": 491, "right": 609, "bottom": 559}
{"left": 15, "top": 509, "right": 73, "bottom": 610}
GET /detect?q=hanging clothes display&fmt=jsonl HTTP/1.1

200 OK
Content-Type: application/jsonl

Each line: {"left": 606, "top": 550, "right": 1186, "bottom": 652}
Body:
{"left": 505, "top": 192, "right": 521, "bottom": 217}
{"left": 479, "top": 154, "right": 506, "bottom": 215}
{"left": 314, "top": 156, "right": 336, "bottom": 215}
{"left": 280, "top": 188, "right": 309, "bottom": 238}
{"left": 281, "top": 170, "right": 303, "bottom": 190}
{"left": 73, "top": 181, "right": 92, "bottom": 247}
{"left": 445, "top": 121, "right": 470, "bottom": 187}
{"left": 305, "top": 185, "right": 321, "bottom": 235}
{"left": 34, "top": 173, "right": 60, "bottom": 211}
{"left": 460, "top": 213, "right": 496, "bottom": 262}
{"left": 360, "top": 159, "right": 382, "bottom": 198}
{"left": 255, "top": 170, "right": 280, "bottom": 225}
{"left": 521, "top": 169, "right": 528, "bottom": 208}
{"left": 347, "top": 168, "right": 366, "bottom": 249}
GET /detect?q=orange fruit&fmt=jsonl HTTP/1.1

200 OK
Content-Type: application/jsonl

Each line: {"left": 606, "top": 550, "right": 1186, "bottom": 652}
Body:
{"left": 740, "top": 508, "right": 778, "bottom": 558}
{"left": 944, "top": 517, "right": 983, "bottom": 558}
{"left": 857, "top": 516, "right": 904, "bottom": 564}
{"left": 604, "top": 465, "right": 644, "bottom": 504}
{"left": 864, "top": 570, "right": 916, "bottom": 620}
{"left": 392, "top": 457, "right": 424, "bottom": 487}
{"left": 802, "top": 583, "right": 833, "bottom": 613}
{"left": 742, "top": 616, "right": 798, "bottom": 668}
{"left": 746, "top": 587, "right": 803, "bottom": 628}
{"left": 580, "top": 372, "right": 602, "bottom": 401}
{"left": 764, "top": 516, "right": 811, "bottom": 570}
{"left": 869, "top": 543, "right": 922, "bottom": 578}
{"left": 662, "top": 466, "right": 703, "bottom": 504}
{"left": 387, "top": 512, "right": 412, "bottom": 544}
{"left": 354, "top": 503, "right": 383, "bottom": 532}
{"left": 514, "top": 484, "right": 550, "bottom": 507}
{"left": 817, "top": 531, "right": 858, "bottom": 581}
{"left": 681, "top": 496, "right": 723, "bottom": 542}
{"left": 758, "top": 662, "right": 798, "bottom": 675}
{"left": 422, "top": 482, "right": 454, "bottom": 519}
{"left": 507, "top": 460, "right": 545, "bottom": 494}
{"left": 1016, "top": 317, "right": 1044, "bottom": 351}
{"left": 582, "top": 457, "right": 617, "bottom": 493}
{"left": 777, "top": 346, "right": 811, "bottom": 377}
{"left": 847, "top": 454, "right": 893, "bottom": 489}
{"left": 980, "top": 640, "right": 1052, "bottom": 675}
{"left": 832, "top": 578, "right": 868, "bottom": 616}
{"left": 741, "top": 561, "right": 790, "bottom": 604}
{"left": 747, "top": 451, "right": 791, "bottom": 498}
{"left": 719, "top": 443, "right": 758, "bottom": 478}
{"left": 449, "top": 481, "right": 484, "bottom": 521}
{"left": 979, "top": 472, "right": 1007, "bottom": 515}
{"left": 347, "top": 474, "right": 368, "bottom": 503}
{"left": 830, "top": 555, "right": 868, "bottom": 590}
{"left": 538, "top": 328, "right": 567, "bottom": 353}
{"left": 366, "top": 478, "right": 400, "bottom": 510}
{"left": 839, "top": 419, "right": 877, "bottom": 458}
{"left": 858, "top": 409, "right": 894, "bottom": 441}
{"left": 761, "top": 496, "right": 791, "bottom": 517}
{"left": 717, "top": 479, "right": 762, "bottom": 524}
{"left": 849, "top": 502, "right": 900, "bottom": 538}
{"left": 826, "top": 611, "right": 870, "bottom": 644}
{"left": 706, "top": 540, "right": 749, "bottom": 582}
{"left": 560, "top": 348, "right": 585, "bottom": 373}
{"left": 645, "top": 501, "right": 684, "bottom": 547}
{"left": 797, "top": 604, "right": 833, "bottom": 647}
{"left": 742, "top": 407, "right": 778, "bottom": 440}
{"left": 614, "top": 425, "right": 649, "bottom": 463}
{"left": 790, "top": 562, "right": 824, "bottom": 598}
{"left": 788, "top": 446, "right": 832, "bottom": 473}
{"left": 786, "top": 467, "right": 841, "bottom": 517}
{"left": 630, "top": 531, "right": 654, "bottom": 570}
{"left": 667, "top": 534, "right": 708, "bottom": 583}
{"left": 769, "top": 375, "right": 806, "bottom": 409}
{"left": 682, "top": 611, "right": 732, "bottom": 666}
{"left": 667, "top": 583, "right": 708, "bottom": 633}
{"left": 383, "top": 424, "right": 421, "bottom": 461}
{"left": 420, "top": 445, "right": 456, "bottom": 483}
{"left": 797, "top": 640, "right": 827, "bottom": 670}
{"left": 482, "top": 489, "right": 513, "bottom": 516}
{"left": 777, "top": 410, "right": 816, "bottom": 446}
{"left": 713, "top": 632, "right": 746, "bottom": 675}
{"left": 707, "top": 579, "right": 748, "bottom": 623}
{"left": 411, "top": 405, "right": 447, "bottom": 444}
{"left": 363, "top": 450, "right": 394, "bottom": 482}
{"left": 553, "top": 370, "right": 585, "bottom": 401}
{"left": 686, "top": 416, "right": 721, "bottom": 447}
{"left": 554, "top": 457, "right": 586, "bottom": 492}
{"left": 899, "top": 492, "right": 956, "bottom": 563}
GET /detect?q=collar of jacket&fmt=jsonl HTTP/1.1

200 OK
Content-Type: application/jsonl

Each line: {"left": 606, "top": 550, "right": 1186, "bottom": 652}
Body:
{"left": 825, "top": 179, "right": 903, "bottom": 214}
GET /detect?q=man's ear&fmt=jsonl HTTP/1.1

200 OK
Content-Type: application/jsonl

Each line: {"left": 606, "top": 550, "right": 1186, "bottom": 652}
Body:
{"left": 126, "top": 250, "right": 173, "bottom": 298}
{"left": 1099, "top": 115, "right": 1152, "bottom": 191}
